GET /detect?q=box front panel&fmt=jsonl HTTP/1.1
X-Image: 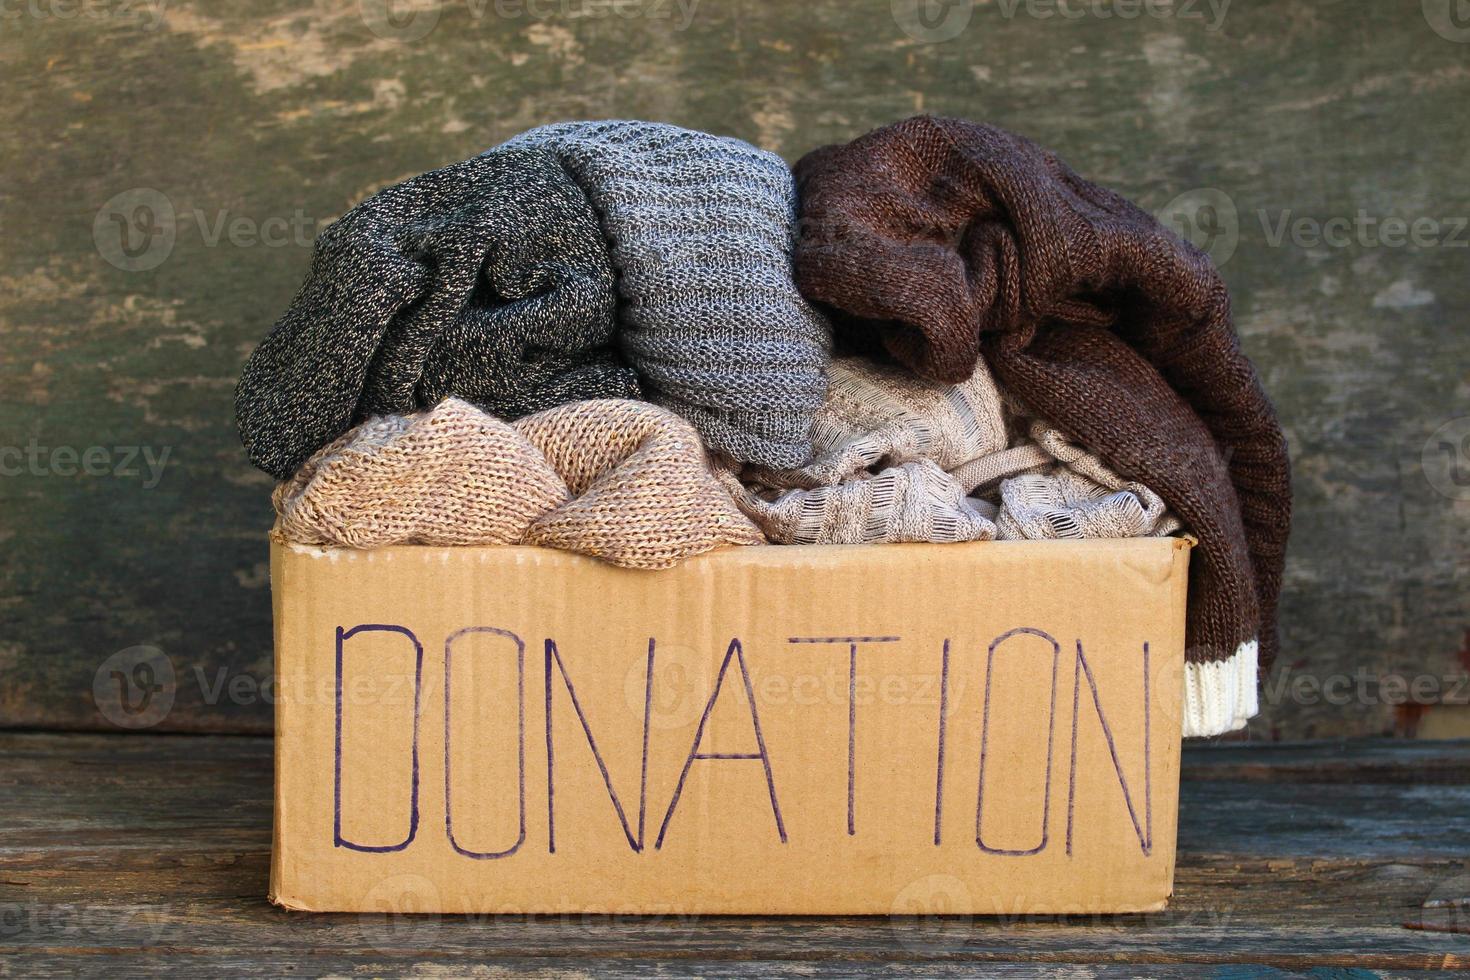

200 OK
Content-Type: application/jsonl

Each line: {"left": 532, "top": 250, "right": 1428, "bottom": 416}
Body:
{"left": 271, "top": 539, "right": 1187, "bottom": 914}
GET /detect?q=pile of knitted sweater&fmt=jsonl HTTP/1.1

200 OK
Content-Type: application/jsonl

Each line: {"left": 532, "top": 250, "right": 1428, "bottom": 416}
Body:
{"left": 237, "top": 118, "right": 1291, "bottom": 737}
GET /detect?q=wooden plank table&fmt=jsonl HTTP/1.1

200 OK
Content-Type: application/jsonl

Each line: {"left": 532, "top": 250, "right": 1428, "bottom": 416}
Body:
{"left": 2, "top": 733, "right": 1468, "bottom": 976}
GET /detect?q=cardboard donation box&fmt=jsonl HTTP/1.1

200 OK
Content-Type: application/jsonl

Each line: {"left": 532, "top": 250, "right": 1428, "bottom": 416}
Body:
{"left": 270, "top": 536, "right": 1191, "bottom": 915}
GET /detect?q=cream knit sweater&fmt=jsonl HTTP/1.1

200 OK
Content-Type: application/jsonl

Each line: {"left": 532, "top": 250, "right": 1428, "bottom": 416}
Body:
{"left": 721, "top": 357, "right": 1181, "bottom": 546}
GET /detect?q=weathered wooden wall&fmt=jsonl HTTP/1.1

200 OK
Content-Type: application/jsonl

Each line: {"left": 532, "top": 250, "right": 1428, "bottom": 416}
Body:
{"left": 1, "top": 0, "right": 1466, "bottom": 737}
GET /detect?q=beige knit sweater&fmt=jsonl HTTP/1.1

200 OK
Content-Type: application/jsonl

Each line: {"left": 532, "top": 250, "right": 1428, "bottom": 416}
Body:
{"left": 274, "top": 398, "right": 763, "bottom": 568}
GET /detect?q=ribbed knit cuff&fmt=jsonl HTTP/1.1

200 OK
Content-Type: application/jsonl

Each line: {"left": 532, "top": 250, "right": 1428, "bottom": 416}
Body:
{"left": 948, "top": 443, "right": 1052, "bottom": 492}
{"left": 1182, "top": 639, "right": 1259, "bottom": 737}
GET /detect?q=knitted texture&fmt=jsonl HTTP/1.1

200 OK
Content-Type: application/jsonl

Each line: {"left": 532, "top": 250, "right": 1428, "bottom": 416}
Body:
{"left": 997, "top": 470, "right": 1172, "bottom": 540}
{"left": 741, "top": 355, "right": 1009, "bottom": 489}
{"left": 503, "top": 121, "right": 832, "bottom": 467}
{"left": 793, "top": 116, "right": 1291, "bottom": 676}
{"left": 994, "top": 421, "right": 1182, "bottom": 540}
{"left": 1184, "top": 640, "right": 1259, "bottom": 737}
{"left": 237, "top": 147, "right": 640, "bottom": 480}
{"left": 719, "top": 355, "right": 1180, "bottom": 547}
{"left": 273, "top": 398, "right": 763, "bottom": 568}
{"left": 949, "top": 443, "right": 1053, "bottom": 494}
{"left": 273, "top": 401, "right": 567, "bottom": 548}
{"left": 718, "top": 460, "right": 997, "bottom": 546}
{"left": 513, "top": 399, "right": 765, "bottom": 565}
{"left": 719, "top": 355, "right": 1004, "bottom": 545}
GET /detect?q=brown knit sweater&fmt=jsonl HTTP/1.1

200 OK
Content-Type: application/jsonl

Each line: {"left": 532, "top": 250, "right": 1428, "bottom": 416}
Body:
{"left": 792, "top": 116, "right": 1291, "bottom": 677}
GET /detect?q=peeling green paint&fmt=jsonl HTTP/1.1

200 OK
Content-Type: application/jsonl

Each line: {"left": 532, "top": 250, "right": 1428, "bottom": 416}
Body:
{"left": 0, "top": 0, "right": 1466, "bottom": 736}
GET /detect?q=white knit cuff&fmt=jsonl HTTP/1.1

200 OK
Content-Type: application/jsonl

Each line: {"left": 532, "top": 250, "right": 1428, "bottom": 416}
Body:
{"left": 1182, "top": 639, "right": 1259, "bottom": 737}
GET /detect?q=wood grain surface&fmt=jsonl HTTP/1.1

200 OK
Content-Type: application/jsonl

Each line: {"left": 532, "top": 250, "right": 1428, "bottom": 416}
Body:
{"left": 0, "top": 0, "right": 1466, "bottom": 736}
{"left": 2, "top": 733, "right": 1468, "bottom": 974}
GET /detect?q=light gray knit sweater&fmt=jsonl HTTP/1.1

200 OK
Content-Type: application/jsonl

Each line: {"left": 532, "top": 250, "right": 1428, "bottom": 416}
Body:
{"left": 500, "top": 121, "right": 832, "bottom": 468}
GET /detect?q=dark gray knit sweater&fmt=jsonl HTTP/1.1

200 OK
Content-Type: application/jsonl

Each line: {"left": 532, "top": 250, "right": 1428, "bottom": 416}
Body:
{"left": 235, "top": 147, "right": 639, "bottom": 480}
